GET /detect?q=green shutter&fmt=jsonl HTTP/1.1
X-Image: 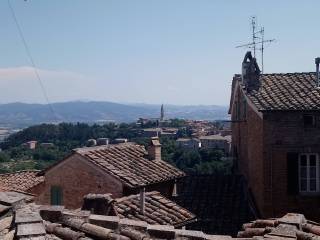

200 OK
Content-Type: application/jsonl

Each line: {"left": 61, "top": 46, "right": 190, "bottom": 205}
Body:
{"left": 287, "top": 153, "right": 299, "bottom": 195}
{"left": 51, "top": 186, "right": 63, "bottom": 205}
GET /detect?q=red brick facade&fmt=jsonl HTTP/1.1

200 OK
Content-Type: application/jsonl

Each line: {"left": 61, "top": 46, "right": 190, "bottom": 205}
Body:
{"left": 36, "top": 154, "right": 123, "bottom": 209}
{"left": 35, "top": 152, "right": 178, "bottom": 209}
{"left": 231, "top": 80, "right": 320, "bottom": 221}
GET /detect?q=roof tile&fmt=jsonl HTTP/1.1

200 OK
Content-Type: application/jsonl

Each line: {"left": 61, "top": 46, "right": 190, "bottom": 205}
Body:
{"left": 243, "top": 73, "right": 320, "bottom": 111}
{"left": 75, "top": 143, "right": 185, "bottom": 188}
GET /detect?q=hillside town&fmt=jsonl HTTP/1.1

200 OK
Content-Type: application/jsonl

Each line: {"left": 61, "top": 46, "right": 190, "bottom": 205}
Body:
{"left": 0, "top": 1, "right": 319, "bottom": 239}
{"left": 0, "top": 52, "right": 320, "bottom": 239}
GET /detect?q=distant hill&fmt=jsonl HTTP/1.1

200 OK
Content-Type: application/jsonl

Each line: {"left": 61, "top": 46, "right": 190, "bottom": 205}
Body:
{"left": 0, "top": 101, "right": 229, "bottom": 128}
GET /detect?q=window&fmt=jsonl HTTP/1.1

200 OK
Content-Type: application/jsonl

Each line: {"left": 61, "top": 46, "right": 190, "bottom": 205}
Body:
{"left": 51, "top": 186, "right": 63, "bottom": 205}
{"left": 299, "top": 154, "right": 319, "bottom": 193}
{"left": 303, "top": 115, "right": 315, "bottom": 128}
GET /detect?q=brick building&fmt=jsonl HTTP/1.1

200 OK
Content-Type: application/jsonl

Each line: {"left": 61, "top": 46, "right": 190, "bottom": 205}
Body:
{"left": 36, "top": 139, "right": 185, "bottom": 209}
{"left": 229, "top": 52, "right": 320, "bottom": 220}
{"left": 176, "top": 138, "right": 201, "bottom": 150}
{"left": 199, "top": 134, "right": 231, "bottom": 154}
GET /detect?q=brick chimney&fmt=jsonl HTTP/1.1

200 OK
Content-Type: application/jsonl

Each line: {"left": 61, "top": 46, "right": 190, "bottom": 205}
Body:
{"left": 147, "top": 137, "right": 161, "bottom": 161}
{"left": 242, "top": 51, "right": 261, "bottom": 92}
{"left": 82, "top": 193, "right": 116, "bottom": 215}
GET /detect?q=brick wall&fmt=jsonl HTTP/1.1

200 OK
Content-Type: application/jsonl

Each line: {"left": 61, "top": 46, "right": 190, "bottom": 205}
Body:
{"left": 231, "top": 88, "right": 264, "bottom": 216}
{"left": 35, "top": 154, "right": 123, "bottom": 209}
{"left": 263, "top": 111, "right": 320, "bottom": 221}
{"left": 232, "top": 84, "right": 320, "bottom": 220}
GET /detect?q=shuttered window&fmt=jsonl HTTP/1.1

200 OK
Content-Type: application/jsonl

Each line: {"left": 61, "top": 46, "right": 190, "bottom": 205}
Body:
{"left": 51, "top": 186, "right": 63, "bottom": 205}
{"left": 287, "top": 153, "right": 299, "bottom": 195}
{"left": 299, "top": 154, "right": 319, "bottom": 193}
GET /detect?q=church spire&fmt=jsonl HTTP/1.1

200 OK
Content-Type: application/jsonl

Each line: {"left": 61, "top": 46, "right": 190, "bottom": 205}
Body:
{"left": 160, "top": 104, "right": 164, "bottom": 121}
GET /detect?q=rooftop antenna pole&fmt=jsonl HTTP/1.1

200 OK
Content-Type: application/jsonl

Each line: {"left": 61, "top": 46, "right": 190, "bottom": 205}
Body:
{"left": 236, "top": 17, "right": 275, "bottom": 73}
{"left": 261, "top": 27, "right": 264, "bottom": 73}
{"left": 252, "top": 16, "right": 257, "bottom": 58}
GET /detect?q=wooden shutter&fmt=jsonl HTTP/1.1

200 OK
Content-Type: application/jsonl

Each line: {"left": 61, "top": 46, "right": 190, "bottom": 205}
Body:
{"left": 51, "top": 186, "right": 63, "bottom": 205}
{"left": 287, "top": 153, "right": 299, "bottom": 195}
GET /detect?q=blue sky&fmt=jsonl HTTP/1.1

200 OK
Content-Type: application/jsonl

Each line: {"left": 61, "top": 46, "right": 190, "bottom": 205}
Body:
{"left": 0, "top": 0, "right": 319, "bottom": 105}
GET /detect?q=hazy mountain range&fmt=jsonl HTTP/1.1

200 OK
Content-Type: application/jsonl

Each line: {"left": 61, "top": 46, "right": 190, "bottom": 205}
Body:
{"left": 0, "top": 101, "right": 229, "bottom": 128}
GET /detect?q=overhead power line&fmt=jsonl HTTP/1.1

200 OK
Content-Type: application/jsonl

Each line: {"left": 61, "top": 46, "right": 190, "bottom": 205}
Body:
{"left": 7, "top": 0, "right": 59, "bottom": 122}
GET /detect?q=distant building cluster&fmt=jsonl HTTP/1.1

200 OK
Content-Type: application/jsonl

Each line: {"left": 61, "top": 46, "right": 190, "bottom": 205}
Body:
{"left": 22, "top": 141, "right": 54, "bottom": 150}
{"left": 176, "top": 134, "right": 231, "bottom": 154}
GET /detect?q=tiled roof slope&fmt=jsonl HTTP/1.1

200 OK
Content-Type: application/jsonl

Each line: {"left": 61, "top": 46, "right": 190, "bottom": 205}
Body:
{"left": 243, "top": 72, "right": 320, "bottom": 111}
{"left": 1, "top": 191, "right": 320, "bottom": 240}
{"left": 114, "top": 191, "right": 196, "bottom": 227}
{"left": 75, "top": 143, "right": 185, "bottom": 188}
{"left": 238, "top": 213, "right": 320, "bottom": 240}
{"left": 0, "top": 170, "right": 44, "bottom": 192}
{"left": 175, "top": 174, "right": 256, "bottom": 236}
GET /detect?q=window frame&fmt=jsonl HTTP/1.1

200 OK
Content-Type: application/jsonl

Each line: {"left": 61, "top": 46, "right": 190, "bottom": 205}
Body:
{"left": 303, "top": 115, "right": 316, "bottom": 128}
{"left": 298, "top": 153, "right": 320, "bottom": 194}
{"left": 50, "top": 185, "right": 63, "bottom": 205}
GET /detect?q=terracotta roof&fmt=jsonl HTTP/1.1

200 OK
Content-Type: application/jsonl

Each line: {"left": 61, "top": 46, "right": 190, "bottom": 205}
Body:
{"left": 243, "top": 72, "right": 320, "bottom": 111}
{"left": 74, "top": 143, "right": 185, "bottom": 188}
{"left": 0, "top": 171, "right": 44, "bottom": 193}
{"left": 2, "top": 191, "right": 320, "bottom": 240}
{"left": 238, "top": 213, "right": 320, "bottom": 240}
{"left": 114, "top": 191, "right": 196, "bottom": 227}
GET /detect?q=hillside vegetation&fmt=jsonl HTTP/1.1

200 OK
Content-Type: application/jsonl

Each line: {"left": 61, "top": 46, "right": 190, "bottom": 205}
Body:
{"left": 0, "top": 122, "right": 232, "bottom": 174}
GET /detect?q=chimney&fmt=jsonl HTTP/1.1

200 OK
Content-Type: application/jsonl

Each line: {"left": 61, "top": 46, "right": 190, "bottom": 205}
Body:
{"left": 139, "top": 188, "right": 145, "bottom": 215}
{"left": 87, "top": 139, "right": 97, "bottom": 147}
{"left": 242, "top": 51, "right": 261, "bottom": 92}
{"left": 147, "top": 137, "right": 161, "bottom": 161}
{"left": 97, "top": 138, "right": 109, "bottom": 146}
{"left": 82, "top": 193, "right": 115, "bottom": 215}
{"left": 172, "top": 179, "right": 178, "bottom": 197}
{"left": 316, "top": 57, "right": 320, "bottom": 87}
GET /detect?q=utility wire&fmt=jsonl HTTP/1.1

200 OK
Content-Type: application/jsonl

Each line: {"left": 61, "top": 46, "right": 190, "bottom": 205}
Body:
{"left": 7, "top": 0, "right": 59, "bottom": 122}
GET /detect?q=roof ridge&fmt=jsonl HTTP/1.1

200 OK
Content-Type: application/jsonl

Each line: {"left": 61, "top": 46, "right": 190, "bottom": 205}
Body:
{"left": 261, "top": 72, "right": 316, "bottom": 76}
{"left": 74, "top": 142, "right": 137, "bottom": 152}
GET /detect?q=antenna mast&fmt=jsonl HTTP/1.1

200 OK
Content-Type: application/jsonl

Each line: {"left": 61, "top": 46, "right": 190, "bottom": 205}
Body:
{"left": 236, "top": 17, "right": 275, "bottom": 73}
{"left": 251, "top": 16, "right": 257, "bottom": 58}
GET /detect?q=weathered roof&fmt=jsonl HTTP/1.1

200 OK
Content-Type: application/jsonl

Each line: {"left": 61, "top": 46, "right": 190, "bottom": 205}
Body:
{"left": 243, "top": 72, "right": 320, "bottom": 111}
{"left": 1, "top": 191, "right": 320, "bottom": 240}
{"left": 238, "top": 213, "right": 320, "bottom": 240}
{"left": 114, "top": 191, "right": 196, "bottom": 227}
{"left": 0, "top": 170, "right": 44, "bottom": 193}
{"left": 74, "top": 143, "right": 185, "bottom": 188}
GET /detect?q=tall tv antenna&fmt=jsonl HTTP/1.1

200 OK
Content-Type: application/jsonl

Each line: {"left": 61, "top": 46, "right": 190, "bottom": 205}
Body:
{"left": 236, "top": 17, "right": 275, "bottom": 73}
